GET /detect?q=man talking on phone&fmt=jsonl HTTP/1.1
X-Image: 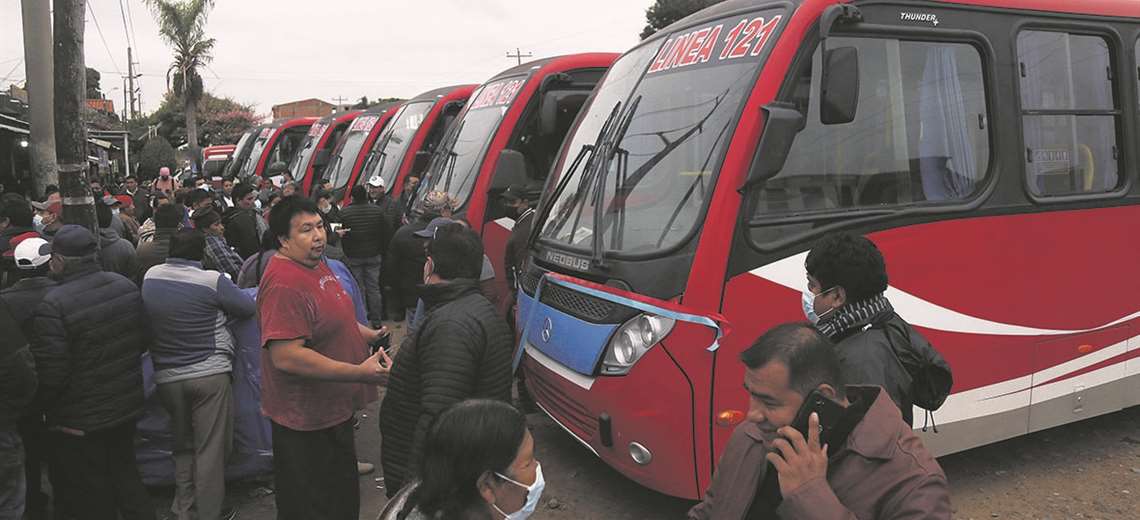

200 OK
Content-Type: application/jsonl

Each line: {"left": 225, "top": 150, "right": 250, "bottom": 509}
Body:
{"left": 689, "top": 323, "right": 950, "bottom": 520}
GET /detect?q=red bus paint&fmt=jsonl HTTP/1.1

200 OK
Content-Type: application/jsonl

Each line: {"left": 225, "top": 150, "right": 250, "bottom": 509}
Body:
{"left": 519, "top": 0, "right": 1140, "bottom": 500}
{"left": 320, "top": 102, "right": 402, "bottom": 203}
{"left": 415, "top": 53, "right": 618, "bottom": 312}
{"left": 340, "top": 85, "right": 478, "bottom": 206}
{"left": 229, "top": 117, "right": 318, "bottom": 181}
{"left": 294, "top": 110, "right": 362, "bottom": 195}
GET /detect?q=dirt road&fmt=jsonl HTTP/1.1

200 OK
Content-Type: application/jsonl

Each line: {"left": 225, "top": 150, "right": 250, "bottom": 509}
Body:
{"left": 166, "top": 321, "right": 1138, "bottom": 519}
{"left": 208, "top": 394, "right": 1139, "bottom": 519}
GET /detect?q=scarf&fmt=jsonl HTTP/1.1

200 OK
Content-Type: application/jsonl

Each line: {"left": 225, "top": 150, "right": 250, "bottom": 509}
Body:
{"left": 815, "top": 293, "right": 893, "bottom": 340}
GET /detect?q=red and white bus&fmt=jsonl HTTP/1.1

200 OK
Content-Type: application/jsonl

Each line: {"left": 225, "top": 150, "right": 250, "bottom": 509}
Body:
{"left": 318, "top": 102, "right": 401, "bottom": 201}
{"left": 290, "top": 110, "right": 362, "bottom": 195}
{"left": 343, "top": 84, "right": 478, "bottom": 206}
{"left": 227, "top": 117, "right": 318, "bottom": 181}
{"left": 414, "top": 53, "right": 618, "bottom": 308}
{"left": 518, "top": 0, "right": 1140, "bottom": 499}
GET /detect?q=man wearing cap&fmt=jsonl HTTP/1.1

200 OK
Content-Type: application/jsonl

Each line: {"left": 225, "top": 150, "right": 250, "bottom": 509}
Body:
{"left": 121, "top": 175, "right": 151, "bottom": 223}
{"left": 379, "top": 223, "right": 513, "bottom": 496}
{"left": 340, "top": 185, "right": 390, "bottom": 327}
{"left": 387, "top": 191, "right": 454, "bottom": 323}
{"left": 1, "top": 235, "right": 55, "bottom": 518}
{"left": 99, "top": 194, "right": 131, "bottom": 241}
{"left": 116, "top": 195, "right": 142, "bottom": 245}
{"left": 367, "top": 176, "right": 400, "bottom": 240}
{"left": 154, "top": 166, "right": 179, "bottom": 195}
{"left": 193, "top": 208, "right": 243, "bottom": 281}
{"left": 31, "top": 225, "right": 154, "bottom": 519}
{"left": 96, "top": 199, "right": 140, "bottom": 281}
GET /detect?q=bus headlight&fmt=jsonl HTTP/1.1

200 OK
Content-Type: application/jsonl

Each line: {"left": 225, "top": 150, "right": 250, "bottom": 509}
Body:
{"left": 601, "top": 314, "right": 675, "bottom": 375}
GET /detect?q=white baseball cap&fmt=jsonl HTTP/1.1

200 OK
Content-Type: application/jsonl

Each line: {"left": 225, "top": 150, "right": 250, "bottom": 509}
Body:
{"left": 367, "top": 176, "right": 386, "bottom": 188}
{"left": 14, "top": 237, "right": 51, "bottom": 269}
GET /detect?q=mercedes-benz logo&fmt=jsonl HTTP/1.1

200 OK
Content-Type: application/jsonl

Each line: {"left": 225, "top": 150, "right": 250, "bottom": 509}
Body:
{"left": 541, "top": 317, "right": 553, "bottom": 343}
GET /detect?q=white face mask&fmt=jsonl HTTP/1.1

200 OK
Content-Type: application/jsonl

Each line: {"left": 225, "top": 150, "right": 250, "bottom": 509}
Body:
{"left": 801, "top": 286, "right": 837, "bottom": 324}
{"left": 33, "top": 214, "right": 45, "bottom": 233}
{"left": 492, "top": 463, "right": 545, "bottom": 520}
{"left": 111, "top": 208, "right": 120, "bottom": 216}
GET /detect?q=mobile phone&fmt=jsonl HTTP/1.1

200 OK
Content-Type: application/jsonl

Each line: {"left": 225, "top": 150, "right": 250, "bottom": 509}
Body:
{"left": 790, "top": 389, "right": 844, "bottom": 445}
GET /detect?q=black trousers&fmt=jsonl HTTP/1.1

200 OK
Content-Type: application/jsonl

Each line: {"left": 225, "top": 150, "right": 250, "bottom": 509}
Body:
{"left": 271, "top": 419, "right": 358, "bottom": 520}
{"left": 47, "top": 421, "right": 155, "bottom": 520}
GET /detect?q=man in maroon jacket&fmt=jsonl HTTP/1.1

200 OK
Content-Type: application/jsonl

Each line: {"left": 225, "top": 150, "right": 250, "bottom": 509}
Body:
{"left": 689, "top": 323, "right": 950, "bottom": 520}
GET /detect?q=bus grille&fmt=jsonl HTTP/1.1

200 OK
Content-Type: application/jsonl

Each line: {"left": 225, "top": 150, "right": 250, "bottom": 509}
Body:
{"left": 539, "top": 282, "right": 617, "bottom": 323}
{"left": 520, "top": 267, "right": 543, "bottom": 296}
{"left": 526, "top": 368, "right": 597, "bottom": 441}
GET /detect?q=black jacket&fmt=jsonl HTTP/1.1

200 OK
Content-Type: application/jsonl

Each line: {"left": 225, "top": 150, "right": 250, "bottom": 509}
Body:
{"left": 339, "top": 201, "right": 389, "bottom": 258}
{"left": 223, "top": 207, "right": 262, "bottom": 260}
{"left": 504, "top": 208, "right": 535, "bottom": 291}
{"left": 98, "top": 228, "right": 139, "bottom": 282}
{"left": 0, "top": 302, "right": 37, "bottom": 431}
{"left": 1, "top": 276, "right": 56, "bottom": 339}
{"left": 378, "top": 280, "right": 513, "bottom": 494}
{"left": 135, "top": 227, "right": 174, "bottom": 284}
{"left": 31, "top": 259, "right": 148, "bottom": 432}
{"left": 832, "top": 312, "right": 931, "bottom": 426}
{"left": 373, "top": 194, "right": 401, "bottom": 252}
{"left": 386, "top": 219, "right": 430, "bottom": 308}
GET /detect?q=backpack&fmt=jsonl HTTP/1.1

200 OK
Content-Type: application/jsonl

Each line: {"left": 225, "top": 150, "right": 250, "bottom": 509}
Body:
{"left": 877, "top": 315, "right": 954, "bottom": 412}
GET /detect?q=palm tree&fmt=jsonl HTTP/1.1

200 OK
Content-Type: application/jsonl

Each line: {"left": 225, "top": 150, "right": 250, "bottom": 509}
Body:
{"left": 145, "top": 0, "right": 215, "bottom": 165}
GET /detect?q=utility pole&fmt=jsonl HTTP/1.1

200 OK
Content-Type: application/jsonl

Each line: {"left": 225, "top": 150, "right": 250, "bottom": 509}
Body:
{"left": 126, "top": 46, "right": 139, "bottom": 119}
{"left": 506, "top": 47, "right": 533, "bottom": 66}
{"left": 54, "top": 0, "right": 97, "bottom": 232}
{"left": 20, "top": 0, "right": 58, "bottom": 196}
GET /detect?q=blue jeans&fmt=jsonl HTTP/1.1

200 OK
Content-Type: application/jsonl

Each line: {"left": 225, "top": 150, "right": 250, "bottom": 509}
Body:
{"left": 0, "top": 430, "right": 25, "bottom": 520}
{"left": 346, "top": 255, "right": 383, "bottom": 324}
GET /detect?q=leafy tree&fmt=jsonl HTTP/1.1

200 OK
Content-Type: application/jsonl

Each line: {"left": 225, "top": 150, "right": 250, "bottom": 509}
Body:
{"left": 640, "top": 0, "right": 726, "bottom": 39}
{"left": 136, "top": 136, "right": 177, "bottom": 180}
{"left": 86, "top": 67, "right": 103, "bottom": 99}
{"left": 145, "top": 0, "right": 217, "bottom": 164}
{"left": 147, "top": 91, "right": 261, "bottom": 147}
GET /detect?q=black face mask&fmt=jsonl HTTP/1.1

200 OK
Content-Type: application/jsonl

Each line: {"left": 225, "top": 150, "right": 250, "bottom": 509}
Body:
{"left": 504, "top": 203, "right": 522, "bottom": 220}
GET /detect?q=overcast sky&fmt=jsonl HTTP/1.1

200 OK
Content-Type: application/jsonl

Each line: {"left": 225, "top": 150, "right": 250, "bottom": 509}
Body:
{"left": 1, "top": 0, "right": 648, "bottom": 117}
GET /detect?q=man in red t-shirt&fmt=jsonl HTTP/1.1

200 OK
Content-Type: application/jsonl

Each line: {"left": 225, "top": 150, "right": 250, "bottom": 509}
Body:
{"left": 258, "top": 196, "right": 391, "bottom": 520}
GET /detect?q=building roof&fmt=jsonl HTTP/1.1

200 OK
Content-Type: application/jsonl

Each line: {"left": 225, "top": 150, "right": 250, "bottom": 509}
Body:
{"left": 271, "top": 98, "right": 334, "bottom": 110}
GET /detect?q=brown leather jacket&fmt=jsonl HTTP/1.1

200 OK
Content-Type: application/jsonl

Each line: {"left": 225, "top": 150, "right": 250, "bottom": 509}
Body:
{"left": 689, "top": 386, "right": 951, "bottom": 520}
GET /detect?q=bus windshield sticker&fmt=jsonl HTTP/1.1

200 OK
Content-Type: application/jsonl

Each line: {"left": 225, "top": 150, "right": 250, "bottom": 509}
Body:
{"left": 307, "top": 122, "right": 328, "bottom": 137}
{"left": 468, "top": 77, "right": 527, "bottom": 111}
{"left": 646, "top": 14, "right": 782, "bottom": 76}
{"left": 349, "top": 115, "right": 380, "bottom": 133}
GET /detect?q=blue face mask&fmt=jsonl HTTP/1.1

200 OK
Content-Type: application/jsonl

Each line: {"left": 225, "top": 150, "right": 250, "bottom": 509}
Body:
{"left": 801, "top": 286, "right": 837, "bottom": 324}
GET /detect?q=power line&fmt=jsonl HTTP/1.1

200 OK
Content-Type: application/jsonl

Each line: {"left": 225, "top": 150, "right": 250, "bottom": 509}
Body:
{"left": 87, "top": 2, "right": 123, "bottom": 77}
{"left": 117, "top": 0, "right": 133, "bottom": 48}
{"left": 124, "top": 0, "right": 140, "bottom": 51}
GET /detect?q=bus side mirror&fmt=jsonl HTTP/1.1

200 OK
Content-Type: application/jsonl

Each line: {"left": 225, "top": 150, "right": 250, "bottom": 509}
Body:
{"left": 819, "top": 46, "right": 859, "bottom": 125}
{"left": 412, "top": 150, "right": 432, "bottom": 174}
{"left": 489, "top": 149, "right": 528, "bottom": 192}
{"left": 742, "top": 103, "right": 805, "bottom": 189}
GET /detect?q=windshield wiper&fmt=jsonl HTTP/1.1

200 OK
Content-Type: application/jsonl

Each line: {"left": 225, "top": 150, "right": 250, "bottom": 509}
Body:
{"left": 541, "top": 101, "right": 623, "bottom": 246}
{"left": 590, "top": 95, "right": 641, "bottom": 267}
{"left": 439, "top": 119, "right": 466, "bottom": 192}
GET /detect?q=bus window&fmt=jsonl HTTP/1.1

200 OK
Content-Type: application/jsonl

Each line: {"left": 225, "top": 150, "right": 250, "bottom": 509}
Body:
{"left": 750, "top": 38, "right": 990, "bottom": 231}
{"left": 1019, "top": 31, "right": 1119, "bottom": 197}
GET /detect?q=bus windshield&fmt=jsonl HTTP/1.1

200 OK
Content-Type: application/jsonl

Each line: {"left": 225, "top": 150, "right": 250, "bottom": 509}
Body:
{"left": 540, "top": 8, "right": 784, "bottom": 256}
{"left": 419, "top": 76, "right": 527, "bottom": 209}
{"left": 226, "top": 129, "right": 257, "bottom": 178}
{"left": 237, "top": 134, "right": 270, "bottom": 179}
{"left": 325, "top": 114, "right": 384, "bottom": 191}
{"left": 287, "top": 122, "right": 329, "bottom": 180}
{"left": 358, "top": 101, "right": 433, "bottom": 189}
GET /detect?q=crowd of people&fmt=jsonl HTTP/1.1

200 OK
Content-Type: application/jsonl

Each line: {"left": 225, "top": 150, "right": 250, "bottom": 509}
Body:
{"left": 1, "top": 164, "right": 956, "bottom": 520}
